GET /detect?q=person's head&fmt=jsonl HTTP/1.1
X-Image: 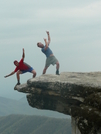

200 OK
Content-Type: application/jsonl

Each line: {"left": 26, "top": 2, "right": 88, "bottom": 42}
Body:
{"left": 14, "top": 60, "right": 19, "bottom": 66}
{"left": 37, "top": 42, "right": 44, "bottom": 48}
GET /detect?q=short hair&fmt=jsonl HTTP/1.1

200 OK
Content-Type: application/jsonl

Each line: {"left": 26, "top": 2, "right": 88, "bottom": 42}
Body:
{"left": 14, "top": 60, "right": 18, "bottom": 64}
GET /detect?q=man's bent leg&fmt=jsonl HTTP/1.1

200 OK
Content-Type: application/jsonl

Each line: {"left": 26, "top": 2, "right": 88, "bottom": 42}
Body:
{"left": 31, "top": 70, "right": 36, "bottom": 78}
{"left": 43, "top": 66, "right": 48, "bottom": 74}
{"left": 16, "top": 70, "right": 22, "bottom": 85}
{"left": 56, "top": 62, "right": 60, "bottom": 75}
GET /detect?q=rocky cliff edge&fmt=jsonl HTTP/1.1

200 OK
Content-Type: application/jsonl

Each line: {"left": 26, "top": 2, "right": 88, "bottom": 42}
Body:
{"left": 15, "top": 72, "right": 101, "bottom": 134}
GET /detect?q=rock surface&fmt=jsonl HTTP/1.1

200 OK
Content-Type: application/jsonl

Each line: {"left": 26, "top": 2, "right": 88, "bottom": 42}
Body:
{"left": 15, "top": 72, "right": 101, "bottom": 134}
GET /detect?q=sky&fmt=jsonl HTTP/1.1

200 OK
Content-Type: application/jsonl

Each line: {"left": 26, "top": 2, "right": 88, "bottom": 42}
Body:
{"left": 0, "top": 0, "right": 101, "bottom": 100}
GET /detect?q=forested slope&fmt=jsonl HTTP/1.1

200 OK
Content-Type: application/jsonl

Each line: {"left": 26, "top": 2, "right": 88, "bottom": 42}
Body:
{"left": 0, "top": 115, "right": 71, "bottom": 134}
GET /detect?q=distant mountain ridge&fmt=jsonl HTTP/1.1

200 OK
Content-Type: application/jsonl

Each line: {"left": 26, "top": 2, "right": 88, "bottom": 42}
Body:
{"left": 0, "top": 114, "right": 71, "bottom": 134}
{"left": 0, "top": 96, "right": 70, "bottom": 118}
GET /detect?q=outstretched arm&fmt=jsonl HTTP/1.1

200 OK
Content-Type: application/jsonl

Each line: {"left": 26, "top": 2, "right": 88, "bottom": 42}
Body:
{"left": 4, "top": 71, "right": 15, "bottom": 78}
{"left": 22, "top": 48, "right": 25, "bottom": 60}
{"left": 46, "top": 31, "right": 51, "bottom": 45}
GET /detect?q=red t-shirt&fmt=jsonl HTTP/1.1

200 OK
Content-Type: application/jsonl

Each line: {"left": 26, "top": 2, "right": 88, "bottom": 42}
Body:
{"left": 14, "top": 59, "right": 31, "bottom": 72}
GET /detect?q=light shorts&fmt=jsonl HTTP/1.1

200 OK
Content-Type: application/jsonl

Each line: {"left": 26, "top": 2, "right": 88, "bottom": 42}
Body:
{"left": 45, "top": 55, "right": 58, "bottom": 67}
{"left": 21, "top": 67, "right": 34, "bottom": 74}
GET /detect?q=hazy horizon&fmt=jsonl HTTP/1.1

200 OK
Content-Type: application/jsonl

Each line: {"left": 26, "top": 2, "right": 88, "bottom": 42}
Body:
{"left": 1, "top": 0, "right": 101, "bottom": 100}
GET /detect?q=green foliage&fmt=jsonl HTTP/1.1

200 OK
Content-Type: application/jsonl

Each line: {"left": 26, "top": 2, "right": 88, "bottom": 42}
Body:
{"left": 0, "top": 115, "right": 71, "bottom": 134}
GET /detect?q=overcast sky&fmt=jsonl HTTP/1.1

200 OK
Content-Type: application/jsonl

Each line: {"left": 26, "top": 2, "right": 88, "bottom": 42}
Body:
{"left": 0, "top": 0, "right": 101, "bottom": 100}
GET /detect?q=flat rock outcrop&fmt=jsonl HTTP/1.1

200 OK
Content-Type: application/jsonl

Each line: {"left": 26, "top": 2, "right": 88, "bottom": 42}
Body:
{"left": 15, "top": 72, "right": 101, "bottom": 134}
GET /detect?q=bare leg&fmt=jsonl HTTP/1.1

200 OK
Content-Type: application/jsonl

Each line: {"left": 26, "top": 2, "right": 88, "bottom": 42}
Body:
{"left": 56, "top": 62, "right": 60, "bottom": 75}
{"left": 43, "top": 66, "right": 48, "bottom": 74}
{"left": 56, "top": 61, "right": 59, "bottom": 70}
{"left": 31, "top": 70, "right": 36, "bottom": 78}
{"left": 16, "top": 71, "right": 22, "bottom": 84}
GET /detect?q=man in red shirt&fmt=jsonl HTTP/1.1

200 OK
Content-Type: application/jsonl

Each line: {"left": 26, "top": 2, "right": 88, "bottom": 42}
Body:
{"left": 4, "top": 48, "right": 36, "bottom": 86}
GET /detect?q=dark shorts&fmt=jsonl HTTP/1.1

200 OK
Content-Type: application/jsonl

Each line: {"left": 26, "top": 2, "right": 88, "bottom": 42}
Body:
{"left": 21, "top": 67, "right": 34, "bottom": 74}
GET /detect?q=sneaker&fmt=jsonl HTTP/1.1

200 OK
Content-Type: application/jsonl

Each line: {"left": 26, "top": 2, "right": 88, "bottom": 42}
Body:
{"left": 14, "top": 82, "right": 20, "bottom": 90}
{"left": 56, "top": 70, "right": 60, "bottom": 75}
{"left": 16, "top": 82, "right": 20, "bottom": 86}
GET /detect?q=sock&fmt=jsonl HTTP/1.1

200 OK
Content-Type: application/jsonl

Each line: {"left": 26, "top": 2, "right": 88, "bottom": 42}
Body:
{"left": 18, "top": 80, "right": 20, "bottom": 84}
{"left": 56, "top": 69, "right": 59, "bottom": 75}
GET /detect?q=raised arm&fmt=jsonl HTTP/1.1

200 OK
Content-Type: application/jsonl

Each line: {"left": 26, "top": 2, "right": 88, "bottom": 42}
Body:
{"left": 44, "top": 38, "right": 48, "bottom": 50}
{"left": 46, "top": 31, "right": 51, "bottom": 45}
{"left": 22, "top": 48, "right": 25, "bottom": 60}
{"left": 4, "top": 71, "right": 15, "bottom": 78}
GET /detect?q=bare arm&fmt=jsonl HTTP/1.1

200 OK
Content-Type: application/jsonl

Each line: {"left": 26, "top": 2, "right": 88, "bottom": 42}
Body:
{"left": 22, "top": 48, "right": 25, "bottom": 60}
{"left": 44, "top": 38, "right": 48, "bottom": 50}
{"left": 4, "top": 71, "right": 15, "bottom": 78}
{"left": 46, "top": 31, "right": 51, "bottom": 45}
